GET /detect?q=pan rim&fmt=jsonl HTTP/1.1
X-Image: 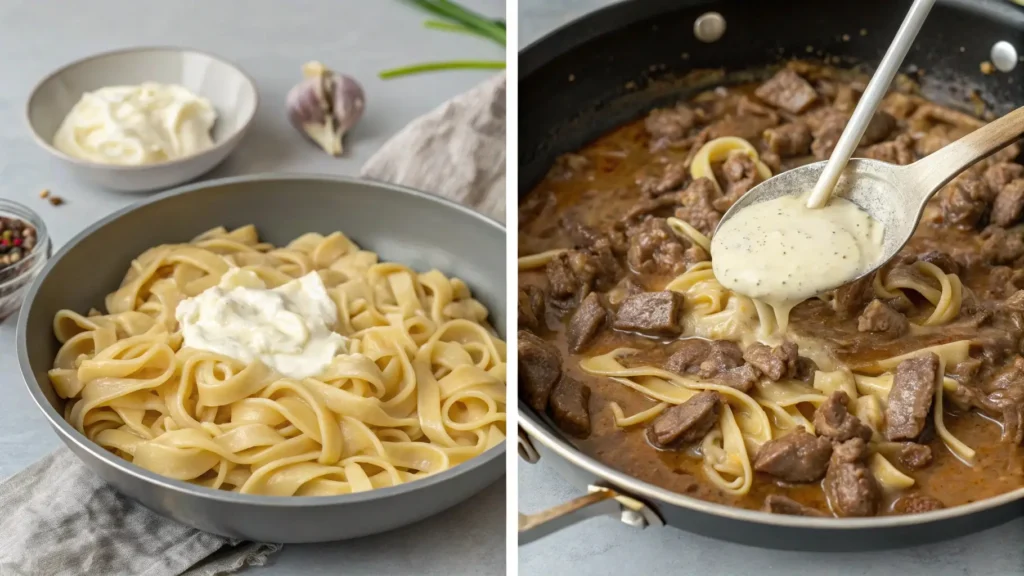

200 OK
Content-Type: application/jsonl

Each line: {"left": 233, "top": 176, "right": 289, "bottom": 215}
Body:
{"left": 16, "top": 173, "right": 506, "bottom": 508}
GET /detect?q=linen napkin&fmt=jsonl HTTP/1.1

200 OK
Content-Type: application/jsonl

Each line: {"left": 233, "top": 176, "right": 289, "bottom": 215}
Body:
{"left": 0, "top": 73, "right": 507, "bottom": 576}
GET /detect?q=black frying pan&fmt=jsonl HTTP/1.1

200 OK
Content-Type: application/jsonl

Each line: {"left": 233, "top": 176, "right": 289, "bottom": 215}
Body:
{"left": 518, "top": 0, "right": 1024, "bottom": 551}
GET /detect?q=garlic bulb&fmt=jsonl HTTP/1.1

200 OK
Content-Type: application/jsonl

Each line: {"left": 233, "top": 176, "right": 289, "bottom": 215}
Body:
{"left": 286, "top": 61, "right": 365, "bottom": 156}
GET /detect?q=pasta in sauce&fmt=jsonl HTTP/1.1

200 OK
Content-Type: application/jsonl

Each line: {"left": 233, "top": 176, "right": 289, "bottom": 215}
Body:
{"left": 49, "top": 225, "right": 506, "bottom": 496}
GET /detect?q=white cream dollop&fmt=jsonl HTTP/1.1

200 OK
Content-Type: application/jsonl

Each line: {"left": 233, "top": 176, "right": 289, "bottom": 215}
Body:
{"left": 53, "top": 82, "right": 216, "bottom": 165}
{"left": 175, "top": 268, "right": 346, "bottom": 379}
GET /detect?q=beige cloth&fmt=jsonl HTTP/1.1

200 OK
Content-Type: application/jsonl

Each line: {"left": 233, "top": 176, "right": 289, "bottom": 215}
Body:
{"left": 0, "top": 76, "right": 506, "bottom": 576}
{"left": 362, "top": 73, "right": 506, "bottom": 223}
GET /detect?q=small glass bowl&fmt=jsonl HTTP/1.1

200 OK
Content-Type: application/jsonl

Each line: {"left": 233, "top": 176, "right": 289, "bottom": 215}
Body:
{"left": 0, "top": 199, "right": 51, "bottom": 322}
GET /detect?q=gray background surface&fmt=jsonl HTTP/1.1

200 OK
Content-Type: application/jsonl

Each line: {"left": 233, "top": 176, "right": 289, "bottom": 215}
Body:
{"left": 0, "top": 1, "right": 505, "bottom": 574}
{"left": 518, "top": 1, "right": 1024, "bottom": 575}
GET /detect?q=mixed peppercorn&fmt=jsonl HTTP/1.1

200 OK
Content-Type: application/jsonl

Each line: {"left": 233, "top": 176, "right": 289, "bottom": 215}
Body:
{"left": 0, "top": 216, "right": 37, "bottom": 282}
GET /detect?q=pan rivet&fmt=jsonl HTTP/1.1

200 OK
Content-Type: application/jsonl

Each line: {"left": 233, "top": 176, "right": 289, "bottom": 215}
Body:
{"left": 694, "top": 12, "right": 726, "bottom": 43}
{"left": 620, "top": 509, "right": 647, "bottom": 528}
{"left": 991, "top": 41, "right": 1018, "bottom": 73}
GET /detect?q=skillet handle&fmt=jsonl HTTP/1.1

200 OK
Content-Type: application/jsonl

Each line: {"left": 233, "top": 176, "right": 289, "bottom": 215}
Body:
{"left": 518, "top": 485, "right": 665, "bottom": 546}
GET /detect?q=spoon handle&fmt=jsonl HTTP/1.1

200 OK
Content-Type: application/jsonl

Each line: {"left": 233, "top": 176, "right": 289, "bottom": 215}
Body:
{"left": 902, "top": 105, "right": 1024, "bottom": 202}
{"left": 806, "top": 0, "right": 936, "bottom": 209}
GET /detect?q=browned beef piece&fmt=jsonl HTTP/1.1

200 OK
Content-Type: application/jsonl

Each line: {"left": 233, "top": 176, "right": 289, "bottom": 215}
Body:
{"left": 914, "top": 124, "right": 970, "bottom": 157}
{"left": 699, "top": 340, "right": 745, "bottom": 376}
{"left": 638, "top": 162, "right": 687, "bottom": 196}
{"left": 918, "top": 250, "right": 961, "bottom": 275}
{"left": 824, "top": 438, "right": 880, "bottom": 517}
{"left": 886, "top": 353, "right": 939, "bottom": 441}
{"left": 665, "top": 339, "right": 712, "bottom": 375}
{"left": 715, "top": 365, "right": 761, "bottom": 392}
{"left": 675, "top": 177, "right": 723, "bottom": 237}
{"left": 992, "top": 179, "right": 1024, "bottom": 227}
{"left": 518, "top": 330, "right": 562, "bottom": 412}
{"left": 811, "top": 112, "right": 846, "bottom": 160}
{"left": 950, "top": 358, "right": 983, "bottom": 385}
{"left": 545, "top": 253, "right": 578, "bottom": 300}
{"left": 760, "top": 150, "right": 782, "bottom": 174}
{"left": 646, "top": 390, "right": 721, "bottom": 449}
{"left": 940, "top": 175, "right": 994, "bottom": 230}
{"left": 832, "top": 272, "right": 876, "bottom": 319}
{"left": 737, "top": 95, "right": 780, "bottom": 121}
{"left": 857, "top": 299, "right": 908, "bottom": 337}
{"left": 984, "top": 162, "right": 1024, "bottom": 192}
{"left": 911, "top": 103, "right": 984, "bottom": 131}
{"left": 981, "top": 226, "right": 1024, "bottom": 264}
{"left": 814, "top": 391, "right": 873, "bottom": 442}
{"left": 881, "top": 92, "right": 920, "bottom": 119}
{"left": 549, "top": 374, "right": 591, "bottom": 438}
{"left": 980, "top": 356, "right": 1024, "bottom": 444}
{"left": 567, "top": 292, "right": 606, "bottom": 354}
{"left": 860, "top": 134, "right": 915, "bottom": 165}
{"left": 755, "top": 69, "right": 819, "bottom": 114}
{"left": 644, "top": 103, "right": 696, "bottom": 141}
{"left": 762, "top": 494, "right": 825, "bottom": 517}
{"left": 833, "top": 84, "right": 857, "bottom": 113}
{"left": 518, "top": 285, "right": 546, "bottom": 332}
{"left": 862, "top": 111, "right": 897, "bottom": 145}
{"left": 753, "top": 427, "right": 833, "bottom": 482}
{"left": 743, "top": 342, "right": 798, "bottom": 381}
{"left": 712, "top": 152, "right": 761, "bottom": 211}
{"left": 623, "top": 191, "right": 685, "bottom": 223}
{"left": 1006, "top": 289, "right": 1024, "bottom": 312}
{"left": 763, "top": 123, "right": 812, "bottom": 157}
{"left": 794, "top": 356, "right": 819, "bottom": 384}
{"left": 893, "top": 494, "right": 945, "bottom": 514}
{"left": 626, "top": 217, "right": 704, "bottom": 276}
{"left": 706, "top": 114, "right": 779, "bottom": 142}
{"left": 569, "top": 240, "right": 622, "bottom": 293}
{"left": 614, "top": 291, "right": 685, "bottom": 336}
{"left": 897, "top": 442, "right": 933, "bottom": 470}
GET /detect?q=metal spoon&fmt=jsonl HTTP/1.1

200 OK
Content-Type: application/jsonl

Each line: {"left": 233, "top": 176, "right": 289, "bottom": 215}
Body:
{"left": 717, "top": 105, "right": 1024, "bottom": 291}
{"left": 807, "top": 0, "right": 936, "bottom": 208}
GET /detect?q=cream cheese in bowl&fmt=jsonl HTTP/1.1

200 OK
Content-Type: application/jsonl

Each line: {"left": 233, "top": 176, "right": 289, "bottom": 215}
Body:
{"left": 53, "top": 82, "right": 216, "bottom": 165}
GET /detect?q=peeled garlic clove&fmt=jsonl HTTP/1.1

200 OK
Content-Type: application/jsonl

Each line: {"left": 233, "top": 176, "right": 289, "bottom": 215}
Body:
{"left": 286, "top": 61, "right": 365, "bottom": 156}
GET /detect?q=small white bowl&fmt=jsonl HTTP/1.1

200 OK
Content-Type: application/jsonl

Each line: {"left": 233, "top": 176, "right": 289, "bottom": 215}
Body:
{"left": 26, "top": 47, "right": 258, "bottom": 193}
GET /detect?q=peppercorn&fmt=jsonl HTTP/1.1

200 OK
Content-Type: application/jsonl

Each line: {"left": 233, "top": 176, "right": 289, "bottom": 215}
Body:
{"left": 0, "top": 216, "right": 38, "bottom": 281}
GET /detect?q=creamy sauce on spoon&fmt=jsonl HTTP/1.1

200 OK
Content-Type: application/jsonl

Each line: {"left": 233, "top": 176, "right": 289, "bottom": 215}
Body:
{"left": 711, "top": 194, "right": 885, "bottom": 333}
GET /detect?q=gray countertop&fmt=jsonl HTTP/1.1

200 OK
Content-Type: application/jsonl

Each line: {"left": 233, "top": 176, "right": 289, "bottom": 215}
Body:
{"left": 0, "top": 1, "right": 504, "bottom": 574}
{"left": 518, "top": 1, "right": 1024, "bottom": 575}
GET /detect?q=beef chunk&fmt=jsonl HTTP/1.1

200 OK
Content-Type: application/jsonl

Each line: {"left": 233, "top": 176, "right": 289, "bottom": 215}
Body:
{"left": 862, "top": 111, "right": 897, "bottom": 146}
{"left": 567, "top": 292, "right": 606, "bottom": 354}
{"left": 638, "top": 162, "right": 687, "bottom": 196}
{"left": 645, "top": 103, "right": 696, "bottom": 142}
{"left": 940, "top": 176, "right": 994, "bottom": 230}
{"left": 646, "top": 391, "right": 721, "bottom": 449}
{"left": 857, "top": 299, "right": 909, "bottom": 337}
{"left": 824, "top": 438, "right": 880, "bottom": 517}
{"left": 979, "top": 356, "right": 1024, "bottom": 444}
{"left": 1006, "top": 289, "right": 1024, "bottom": 312}
{"left": 885, "top": 353, "right": 939, "bottom": 441}
{"left": 763, "top": 122, "right": 812, "bottom": 157}
{"left": 568, "top": 241, "right": 622, "bottom": 292}
{"left": 713, "top": 152, "right": 762, "bottom": 211}
{"left": 897, "top": 442, "right": 933, "bottom": 470}
{"left": 814, "top": 391, "right": 873, "bottom": 442}
{"left": 992, "top": 179, "right": 1024, "bottom": 227}
{"left": 545, "top": 253, "right": 578, "bottom": 300}
{"left": 832, "top": 272, "right": 876, "bottom": 319}
{"left": 715, "top": 365, "right": 762, "bottom": 393}
{"left": 911, "top": 103, "right": 984, "bottom": 131}
{"left": 794, "top": 356, "right": 819, "bottom": 384}
{"left": 753, "top": 427, "right": 833, "bottom": 482}
{"left": 893, "top": 494, "right": 945, "bottom": 514}
{"left": 755, "top": 69, "right": 819, "bottom": 113}
{"left": 918, "top": 250, "right": 961, "bottom": 276}
{"left": 699, "top": 340, "right": 745, "bottom": 376}
{"left": 760, "top": 150, "right": 782, "bottom": 174}
{"left": 743, "top": 342, "right": 798, "bottom": 381}
{"left": 614, "top": 291, "right": 685, "bottom": 336}
{"left": 665, "top": 339, "right": 712, "bottom": 375}
{"left": 518, "top": 330, "right": 562, "bottom": 412}
{"left": 674, "top": 177, "right": 723, "bottom": 237}
{"left": 706, "top": 114, "right": 779, "bottom": 142}
{"left": 549, "top": 374, "right": 591, "bottom": 438}
{"left": 833, "top": 84, "right": 858, "bottom": 113}
{"left": 881, "top": 92, "right": 920, "bottom": 119}
{"left": 626, "top": 217, "right": 705, "bottom": 276}
{"left": 762, "top": 494, "right": 825, "bottom": 517}
{"left": 981, "top": 225, "right": 1024, "bottom": 264}
{"left": 518, "top": 285, "right": 545, "bottom": 332}
{"left": 984, "top": 162, "right": 1024, "bottom": 192}
{"left": 915, "top": 124, "right": 969, "bottom": 157}
{"left": 860, "top": 134, "right": 915, "bottom": 165}
{"left": 623, "top": 191, "right": 685, "bottom": 222}
{"left": 811, "top": 111, "right": 847, "bottom": 160}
